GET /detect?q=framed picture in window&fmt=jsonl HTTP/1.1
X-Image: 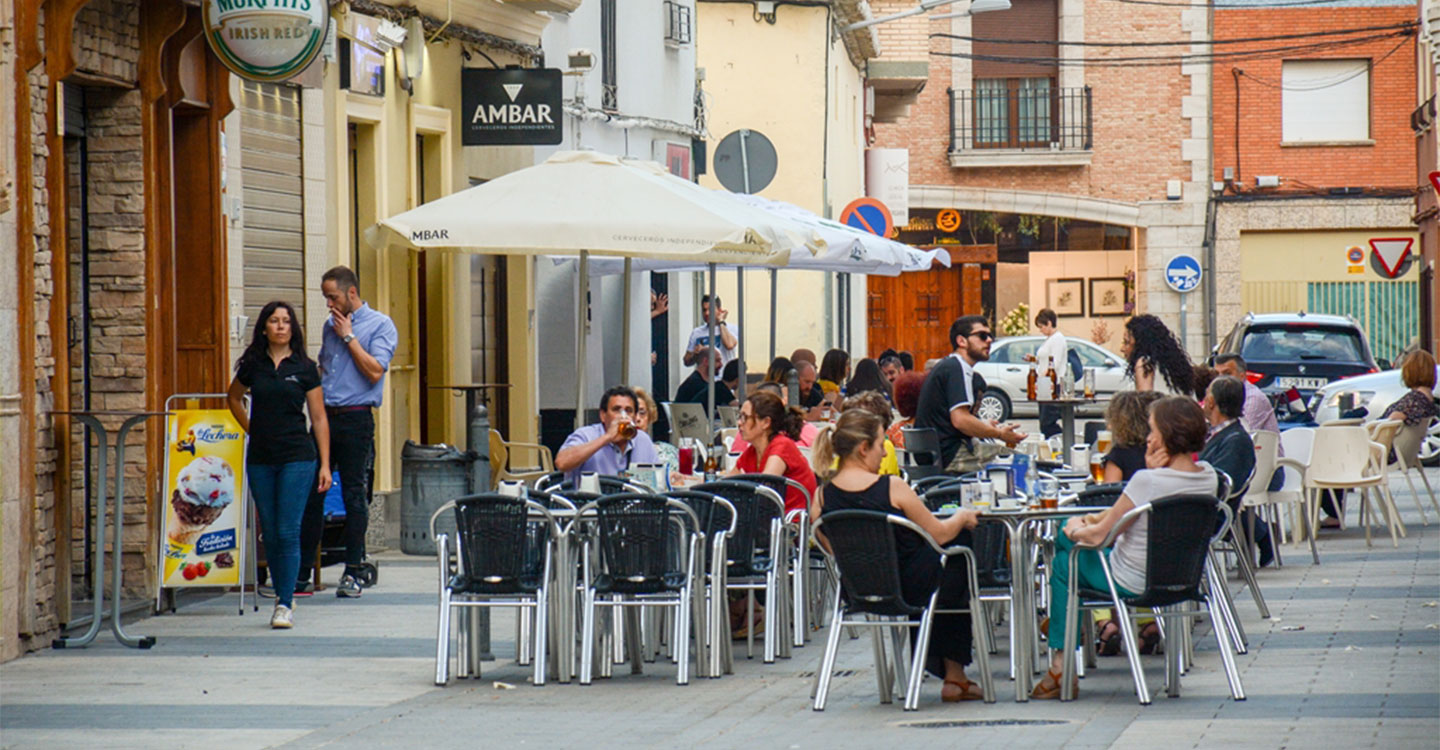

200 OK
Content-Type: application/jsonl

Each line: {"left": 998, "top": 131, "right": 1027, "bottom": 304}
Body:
{"left": 1089, "top": 277, "right": 1129, "bottom": 317}
{"left": 1046, "top": 278, "right": 1085, "bottom": 317}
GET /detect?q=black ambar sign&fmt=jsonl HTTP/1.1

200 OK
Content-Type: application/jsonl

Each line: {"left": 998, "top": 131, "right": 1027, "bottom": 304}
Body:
{"left": 461, "top": 68, "right": 563, "bottom": 146}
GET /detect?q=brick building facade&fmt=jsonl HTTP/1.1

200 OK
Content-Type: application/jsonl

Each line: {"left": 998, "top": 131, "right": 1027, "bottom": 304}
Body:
{"left": 868, "top": 0, "right": 1214, "bottom": 354}
{"left": 1209, "top": 0, "right": 1421, "bottom": 361}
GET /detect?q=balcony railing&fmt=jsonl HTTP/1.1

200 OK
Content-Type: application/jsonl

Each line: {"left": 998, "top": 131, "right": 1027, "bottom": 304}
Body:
{"left": 949, "top": 86, "right": 1092, "bottom": 161}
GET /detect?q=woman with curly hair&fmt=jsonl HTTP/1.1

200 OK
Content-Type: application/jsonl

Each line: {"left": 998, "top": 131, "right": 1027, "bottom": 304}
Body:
{"left": 1121, "top": 314, "right": 1194, "bottom": 397}
{"left": 888, "top": 371, "right": 926, "bottom": 449}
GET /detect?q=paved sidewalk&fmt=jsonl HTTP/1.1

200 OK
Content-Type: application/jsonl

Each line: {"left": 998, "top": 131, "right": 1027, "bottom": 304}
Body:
{"left": 3, "top": 472, "right": 1438, "bottom": 749}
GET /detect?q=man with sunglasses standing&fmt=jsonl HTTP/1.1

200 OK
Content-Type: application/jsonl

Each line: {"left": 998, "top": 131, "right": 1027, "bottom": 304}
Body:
{"left": 915, "top": 315, "right": 1027, "bottom": 469}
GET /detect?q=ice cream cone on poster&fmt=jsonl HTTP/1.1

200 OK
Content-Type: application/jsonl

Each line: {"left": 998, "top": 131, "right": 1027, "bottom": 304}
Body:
{"left": 165, "top": 455, "right": 235, "bottom": 580}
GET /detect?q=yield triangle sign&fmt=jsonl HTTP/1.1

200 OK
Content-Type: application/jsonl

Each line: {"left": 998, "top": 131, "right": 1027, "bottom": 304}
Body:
{"left": 1369, "top": 237, "right": 1413, "bottom": 278}
{"left": 502, "top": 83, "right": 524, "bottom": 102}
{"left": 1430, "top": 171, "right": 1440, "bottom": 197}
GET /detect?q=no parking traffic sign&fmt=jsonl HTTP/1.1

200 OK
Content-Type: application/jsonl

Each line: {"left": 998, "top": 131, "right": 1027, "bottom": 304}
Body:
{"left": 839, "top": 198, "right": 893, "bottom": 237}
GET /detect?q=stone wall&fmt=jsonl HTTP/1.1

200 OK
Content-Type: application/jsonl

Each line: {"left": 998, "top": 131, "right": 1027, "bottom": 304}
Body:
{"left": 0, "top": 0, "right": 25, "bottom": 664}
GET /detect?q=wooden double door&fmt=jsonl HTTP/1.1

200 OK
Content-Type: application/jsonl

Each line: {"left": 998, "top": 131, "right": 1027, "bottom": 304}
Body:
{"left": 866, "top": 246, "right": 991, "bottom": 362}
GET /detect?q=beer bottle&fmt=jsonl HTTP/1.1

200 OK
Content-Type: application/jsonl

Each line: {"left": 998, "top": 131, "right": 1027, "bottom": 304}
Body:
{"left": 1045, "top": 363, "right": 1058, "bottom": 401}
{"left": 1026, "top": 363, "right": 1038, "bottom": 401}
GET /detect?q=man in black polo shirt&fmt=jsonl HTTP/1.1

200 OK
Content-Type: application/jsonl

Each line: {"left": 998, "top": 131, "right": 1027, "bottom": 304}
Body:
{"left": 674, "top": 347, "right": 734, "bottom": 414}
{"left": 915, "top": 315, "right": 1026, "bottom": 467}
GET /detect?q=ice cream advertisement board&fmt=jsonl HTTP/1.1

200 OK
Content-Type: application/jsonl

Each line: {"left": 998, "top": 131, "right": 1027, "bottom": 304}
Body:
{"left": 160, "top": 410, "right": 247, "bottom": 588}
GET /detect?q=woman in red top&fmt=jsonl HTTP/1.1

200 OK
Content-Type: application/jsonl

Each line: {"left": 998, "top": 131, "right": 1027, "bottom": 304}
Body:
{"left": 729, "top": 391, "right": 817, "bottom": 514}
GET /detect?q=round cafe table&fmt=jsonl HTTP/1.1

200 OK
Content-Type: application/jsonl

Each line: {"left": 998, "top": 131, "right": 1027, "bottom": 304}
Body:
{"left": 936, "top": 500, "right": 1109, "bottom": 701}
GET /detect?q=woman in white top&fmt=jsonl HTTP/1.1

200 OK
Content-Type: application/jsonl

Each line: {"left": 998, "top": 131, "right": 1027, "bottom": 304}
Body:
{"left": 1032, "top": 395, "right": 1218, "bottom": 699}
{"left": 1121, "top": 314, "right": 1195, "bottom": 397}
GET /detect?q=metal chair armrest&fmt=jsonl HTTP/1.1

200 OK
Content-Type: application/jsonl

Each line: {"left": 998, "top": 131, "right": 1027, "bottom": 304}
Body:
{"left": 428, "top": 501, "right": 458, "bottom": 543}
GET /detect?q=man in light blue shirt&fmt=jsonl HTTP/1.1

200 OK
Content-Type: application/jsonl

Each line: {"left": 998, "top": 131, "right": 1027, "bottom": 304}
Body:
{"left": 556, "top": 386, "right": 658, "bottom": 487}
{"left": 304, "top": 265, "right": 398, "bottom": 599}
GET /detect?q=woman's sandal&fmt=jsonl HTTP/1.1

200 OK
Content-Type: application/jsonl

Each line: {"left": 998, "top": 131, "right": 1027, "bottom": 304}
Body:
{"left": 1095, "top": 619, "right": 1122, "bottom": 657}
{"left": 1030, "top": 668, "right": 1077, "bottom": 700}
{"left": 1138, "top": 622, "right": 1163, "bottom": 655}
{"left": 941, "top": 678, "right": 985, "bottom": 702}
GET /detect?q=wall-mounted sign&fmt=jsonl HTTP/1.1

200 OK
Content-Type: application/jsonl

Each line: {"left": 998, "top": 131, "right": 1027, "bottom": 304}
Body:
{"left": 461, "top": 68, "right": 563, "bottom": 146}
{"left": 864, "top": 148, "right": 909, "bottom": 227}
{"left": 1369, "top": 237, "right": 1414, "bottom": 279}
{"left": 1430, "top": 171, "right": 1440, "bottom": 198}
{"left": 839, "top": 197, "right": 894, "bottom": 238}
{"left": 714, "top": 129, "right": 777, "bottom": 193}
{"left": 936, "top": 209, "right": 962, "bottom": 233}
{"left": 1346, "top": 245, "right": 1365, "bottom": 274}
{"left": 202, "top": 0, "right": 329, "bottom": 82}
{"left": 1164, "top": 254, "right": 1202, "bottom": 293}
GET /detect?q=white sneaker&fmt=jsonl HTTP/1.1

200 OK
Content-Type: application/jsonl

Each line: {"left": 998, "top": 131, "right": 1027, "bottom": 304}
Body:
{"left": 271, "top": 603, "right": 294, "bottom": 629}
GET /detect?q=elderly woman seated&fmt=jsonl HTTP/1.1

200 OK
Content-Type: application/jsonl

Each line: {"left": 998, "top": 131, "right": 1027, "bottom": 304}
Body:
{"left": 1033, "top": 396, "right": 1218, "bottom": 699}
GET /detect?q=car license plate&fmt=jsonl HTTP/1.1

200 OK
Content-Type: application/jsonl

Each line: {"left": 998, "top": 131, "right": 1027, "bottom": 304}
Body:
{"left": 1276, "top": 377, "right": 1326, "bottom": 390}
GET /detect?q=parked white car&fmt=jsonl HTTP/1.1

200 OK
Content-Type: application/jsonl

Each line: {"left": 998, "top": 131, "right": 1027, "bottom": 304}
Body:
{"left": 1308, "top": 367, "right": 1440, "bottom": 466}
{"left": 973, "top": 336, "right": 1130, "bottom": 422}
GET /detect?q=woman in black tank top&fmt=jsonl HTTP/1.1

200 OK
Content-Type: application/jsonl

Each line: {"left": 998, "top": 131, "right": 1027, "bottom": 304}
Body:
{"left": 811, "top": 409, "right": 985, "bottom": 703}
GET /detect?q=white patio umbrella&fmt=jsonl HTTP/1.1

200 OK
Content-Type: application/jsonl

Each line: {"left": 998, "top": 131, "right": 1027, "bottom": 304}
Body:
{"left": 366, "top": 150, "right": 819, "bottom": 429}
{"left": 575, "top": 193, "right": 951, "bottom": 386}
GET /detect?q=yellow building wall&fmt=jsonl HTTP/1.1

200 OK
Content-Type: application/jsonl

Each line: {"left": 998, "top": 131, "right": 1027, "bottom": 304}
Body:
{"left": 696, "top": 3, "right": 866, "bottom": 368}
{"left": 1240, "top": 229, "right": 1421, "bottom": 314}
{"left": 329, "top": 16, "right": 530, "bottom": 489}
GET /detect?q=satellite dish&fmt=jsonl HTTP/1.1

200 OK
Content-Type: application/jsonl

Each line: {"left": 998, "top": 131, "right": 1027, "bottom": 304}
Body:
{"left": 713, "top": 129, "right": 777, "bottom": 194}
{"left": 403, "top": 16, "right": 425, "bottom": 80}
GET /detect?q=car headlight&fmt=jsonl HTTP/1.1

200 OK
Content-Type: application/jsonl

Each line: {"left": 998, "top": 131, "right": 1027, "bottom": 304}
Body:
{"left": 1324, "top": 390, "right": 1375, "bottom": 410}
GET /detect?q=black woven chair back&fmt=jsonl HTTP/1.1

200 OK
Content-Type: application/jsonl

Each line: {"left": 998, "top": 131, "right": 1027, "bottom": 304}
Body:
{"left": 920, "top": 485, "right": 965, "bottom": 512}
{"left": 666, "top": 490, "right": 734, "bottom": 570}
{"left": 593, "top": 493, "right": 682, "bottom": 594}
{"left": 1076, "top": 482, "right": 1126, "bottom": 508}
{"left": 970, "top": 519, "right": 1011, "bottom": 588}
{"left": 1131, "top": 494, "right": 1221, "bottom": 608}
{"left": 452, "top": 494, "right": 539, "bottom": 594}
{"left": 901, "top": 427, "right": 945, "bottom": 481}
{"left": 727, "top": 472, "right": 788, "bottom": 523}
{"left": 694, "top": 480, "right": 771, "bottom": 577}
{"left": 818, "top": 510, "right": 922, "bottom": 618}
{"left": 913, "top": 474, "right": 961, "bottom": 496}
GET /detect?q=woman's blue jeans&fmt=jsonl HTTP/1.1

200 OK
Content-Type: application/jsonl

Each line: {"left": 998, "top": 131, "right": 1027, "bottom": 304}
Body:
{"left": 249, "top": 460, "right": 316, "bottom": 608}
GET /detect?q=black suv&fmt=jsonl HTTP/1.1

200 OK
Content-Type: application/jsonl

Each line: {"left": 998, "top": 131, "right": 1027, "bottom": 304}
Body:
{"left": 1212, "top": 312, "right": 1381, "bottom": 408}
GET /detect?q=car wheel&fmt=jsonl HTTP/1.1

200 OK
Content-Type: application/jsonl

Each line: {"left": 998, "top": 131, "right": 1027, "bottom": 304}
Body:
{"left": 976, "top": 389, "right": 1011, "bottom": 422}
{"left": 1422, "top": 417, "right": 1440, "bottom": 467}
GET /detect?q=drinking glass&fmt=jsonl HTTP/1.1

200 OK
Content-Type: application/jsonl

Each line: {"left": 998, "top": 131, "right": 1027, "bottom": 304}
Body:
{"left": 1090, "top": 453, "right": 1105, "bottom": 483}
{"left": 1096, "top": 430, "right": 1112, "bottom": 455}
{"left": 1038, "top": 477, "right": 1060, "bottom": 509}
{"left": 678, "top": 446, "right": 694, "bottom": 475}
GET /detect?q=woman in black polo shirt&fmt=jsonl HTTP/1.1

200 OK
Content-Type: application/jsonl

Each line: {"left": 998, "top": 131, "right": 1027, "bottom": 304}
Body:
{"left": 228, "top": 301, "right": 331, "bottom": 629}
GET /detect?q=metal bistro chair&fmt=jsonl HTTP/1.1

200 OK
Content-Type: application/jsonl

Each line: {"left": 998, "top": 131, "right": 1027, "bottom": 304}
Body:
{"left": 900, "top": 427, "right": 947, "bottom": 482}
{"left": 811, "top": 510, "right": 995, "bottom": 711}
{"left": 910, "top": 474, "right": 962, "bottom": 495}
{"left": 1058, "top": 493, "right": 1246, "bottom": 705}
{"left": 510, "top": 489, "right": 576, "bottom": 673}
{"left": 432, "top": 494, "right": 560, "bottom": 687}
{"left": 921, "top": 484, "right": 1016, "bottom": 676}
{"left": 1074, "top": 482, "right": 1126, "bottom": 508}
{"left": 667, "top": 489, "right": 738, "bottom": 678}
{"left": 694, "top": 480, "right": 791, "bottom": 664}
{"left": 730, "top": 472, "right": 816, "bottom": 649}
{"left": 577, "top": 494, "right": 701, "bottom": 686}
{"left": 1212, "top": 463, "right": 1270, "bottom": 634}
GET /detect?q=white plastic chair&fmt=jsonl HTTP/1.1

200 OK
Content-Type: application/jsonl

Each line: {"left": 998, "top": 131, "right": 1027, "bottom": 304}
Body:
{"left": 1305, "top": 425, "right": 1403, "bottom": 548}
{"left": 1241, "top": 430, "right": 1284, "bottom": 567}
{"left": 1391, "top": 419, "right": 1439, "bottom": 524}
{"left": 1274, "top": 428, "right": 1318, "bottom": 564}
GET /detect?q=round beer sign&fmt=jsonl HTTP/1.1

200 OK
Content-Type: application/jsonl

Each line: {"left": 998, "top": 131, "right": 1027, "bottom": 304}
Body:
{"left": 203, "top": 0, "right": 329, "bottom": 82}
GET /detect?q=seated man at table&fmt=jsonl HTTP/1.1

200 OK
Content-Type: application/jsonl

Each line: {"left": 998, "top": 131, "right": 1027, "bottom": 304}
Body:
{"left": 1201, "top": 375, "right": 1272, "bottom": 565}
{"left": 795, "top": 359, "right": 826, "bottom": 412}
{"left": 674, "top": 348, "right": 734, "bottom": 414}
{"left": 721, "top": 358, "right": 745, "bottom": 398}
{"left": 556, "top": 386, "right": 658, "bottom": 486}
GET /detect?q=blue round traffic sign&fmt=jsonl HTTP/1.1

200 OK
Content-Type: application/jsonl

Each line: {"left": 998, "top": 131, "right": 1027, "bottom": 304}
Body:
{"left": 839, "top": 198, "right": 893, "bottom": 237}
{"left": 1164, "top": 254, "right": 1202, "bottom": 294}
